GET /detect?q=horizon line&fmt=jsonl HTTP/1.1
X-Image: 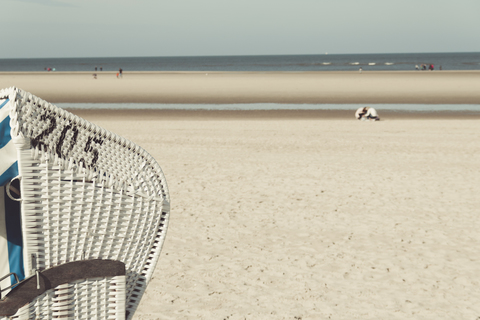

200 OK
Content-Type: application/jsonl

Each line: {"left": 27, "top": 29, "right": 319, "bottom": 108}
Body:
{"left": 1, "top": 51, "right": 479, "bottom": 60}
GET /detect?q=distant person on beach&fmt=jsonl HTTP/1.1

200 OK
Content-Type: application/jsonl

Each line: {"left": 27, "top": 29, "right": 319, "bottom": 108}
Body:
{"left": 119, "top": 68, "right": 123, "bottom": 78}
{"left": 355, "top": 107, "right": 380, "bottom": 121}
{"left": 95, "top": 66, "right": 97, "bottom": 71}
{"left": 415, "top": 65, "right": 419, "bottom": 70}
{"left": 359, "top": 67, "right": 362, "bottom": 73}
{"left": 93, "top": 73, "right": 97, "bottom": 79}
{"left": 429, "top": 64, "right": 434, "bottom": 71}
{"left": 116, "top": 72, "right": 120, "bottom": 78}
{"left": 100, "top": 66, "right": 103, "bottom": 71}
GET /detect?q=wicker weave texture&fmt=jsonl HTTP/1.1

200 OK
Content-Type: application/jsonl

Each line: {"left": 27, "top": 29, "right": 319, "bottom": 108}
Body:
{"left": 0, "top": 87, "right": 170, "bottom": 319}
{"left": 10, "top": 89, "right": 169, "bottom": 200}
{"left": 18, "top": 148, "right": 167, "bottom": 313}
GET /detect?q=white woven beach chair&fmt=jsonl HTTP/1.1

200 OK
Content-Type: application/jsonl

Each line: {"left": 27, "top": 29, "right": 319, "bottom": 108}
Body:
{"left": 0, "top": 87, "right": 170, "bottom": 319}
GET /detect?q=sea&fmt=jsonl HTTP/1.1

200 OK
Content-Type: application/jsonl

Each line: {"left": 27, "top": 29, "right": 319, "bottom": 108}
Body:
{"left": 1, "top": 52, "right": 479, "bottom": 111}
{"left": 1, "top": 52, "right": 479, "bottom": 72}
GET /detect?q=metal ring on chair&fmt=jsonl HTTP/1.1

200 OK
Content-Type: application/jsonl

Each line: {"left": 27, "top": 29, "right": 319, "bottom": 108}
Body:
{"left": 6, "top": 176, "right": 22, "bottom": 202}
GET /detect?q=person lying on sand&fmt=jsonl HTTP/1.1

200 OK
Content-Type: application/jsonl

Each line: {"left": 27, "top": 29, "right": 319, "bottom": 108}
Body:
{"left": 355, "top": 107, "right": 380, "bottom": 121}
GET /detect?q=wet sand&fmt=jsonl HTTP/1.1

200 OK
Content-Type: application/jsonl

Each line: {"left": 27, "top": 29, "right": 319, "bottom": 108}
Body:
{"left": 70, "top": 109, "right": 480, "bottom": 122}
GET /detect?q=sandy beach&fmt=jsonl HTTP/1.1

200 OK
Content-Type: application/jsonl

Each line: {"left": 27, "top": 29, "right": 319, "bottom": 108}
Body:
{"left": 63, "top": 109, "right": 479, "bottom": 320}
{"left": 2, "top": 71, "right": 479, "bottom": 319}
{"left": 1, "top": 71, "right": 480, "bottom": 104}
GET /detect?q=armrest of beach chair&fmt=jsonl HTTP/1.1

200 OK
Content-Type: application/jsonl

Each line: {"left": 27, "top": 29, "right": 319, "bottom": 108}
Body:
{"left": 0, "top": 259, "right": 126, "bottom": 317}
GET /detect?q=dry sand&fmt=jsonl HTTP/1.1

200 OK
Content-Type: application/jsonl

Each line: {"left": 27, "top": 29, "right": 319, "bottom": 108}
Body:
{"left": 3, "top": 71, "right": 479, "bottom": 318}
{"left": 1, "top": 71, "right": 480, "bottom": 104}
{"left": 70, "top": 110, "right": 480, "bottom": 320}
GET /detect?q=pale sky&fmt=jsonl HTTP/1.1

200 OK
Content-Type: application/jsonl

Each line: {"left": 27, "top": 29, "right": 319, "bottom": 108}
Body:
{"left": 3, "top": 0, "right": 480, "bottom": 58}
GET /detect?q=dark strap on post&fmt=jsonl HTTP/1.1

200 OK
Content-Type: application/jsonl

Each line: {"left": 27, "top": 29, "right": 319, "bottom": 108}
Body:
{"left": 0, "top": 259, "right": 125, "bottom": 316}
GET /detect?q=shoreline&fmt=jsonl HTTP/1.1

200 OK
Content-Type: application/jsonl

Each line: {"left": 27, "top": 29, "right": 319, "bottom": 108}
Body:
{"left": 2, "top": 70, "right": 480, "bottom": 73}
{"left": 2, "top": 71, "right": 480, "bottom": 104}
{"left": 68, "top": 109, "right": 480, "bottom": 121}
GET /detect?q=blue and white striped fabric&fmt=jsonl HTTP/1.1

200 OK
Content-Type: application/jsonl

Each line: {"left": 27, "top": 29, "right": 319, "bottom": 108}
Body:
{"left": 0, "top": 98, "right": 18, "bottom": 185}
{"left": 0, "top": 97, "right": 24, "bottom": 293}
